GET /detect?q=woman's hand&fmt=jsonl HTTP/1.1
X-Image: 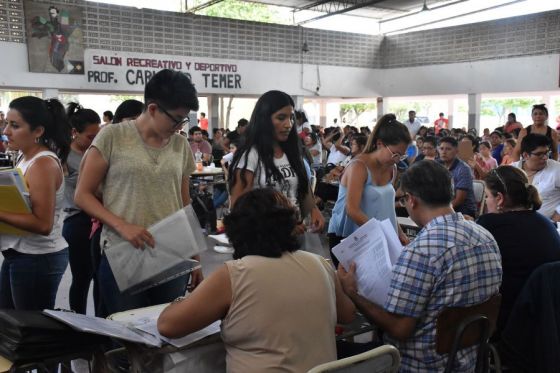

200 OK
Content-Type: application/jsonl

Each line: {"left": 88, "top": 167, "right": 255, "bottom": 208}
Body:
{"left": 293, "top": 222, "right": 306, "bottom": 235}
{"left": 188, "top": 268, "right": 204, "bottom": 292}
{"left": 398, "top": 230, "right": 410, "bottom": 245}
{"left": 309, "top": 206, "right": 325, "bottom": 232}
{"left": 115, "top": 222, "right": 154, "bottom": 249}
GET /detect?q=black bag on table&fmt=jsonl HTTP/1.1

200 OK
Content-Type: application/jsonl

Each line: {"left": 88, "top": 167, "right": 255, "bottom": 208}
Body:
{"left": 0, "top": 309, "right": 108, "bottom": 364}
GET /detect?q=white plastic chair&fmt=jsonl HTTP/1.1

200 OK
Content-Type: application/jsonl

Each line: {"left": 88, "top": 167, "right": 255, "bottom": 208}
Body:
{"left": 307, "top": 345, "right": 400, "bottom": 373}
{"left": 472, "top": 180, "right": 486, "bottom": 217}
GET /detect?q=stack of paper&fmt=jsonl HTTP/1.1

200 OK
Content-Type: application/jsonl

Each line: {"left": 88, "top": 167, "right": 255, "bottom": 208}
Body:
{"left": 0, "top": 168, "right": 31, "bottom": 235}
{"left": 332, "top": 218, "right": 404, "bottom": 306}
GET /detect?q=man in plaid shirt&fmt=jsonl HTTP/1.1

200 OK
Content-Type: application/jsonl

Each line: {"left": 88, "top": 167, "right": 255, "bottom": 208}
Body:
{"left": 338, "top": 160, "right": 502, "bottom": 372}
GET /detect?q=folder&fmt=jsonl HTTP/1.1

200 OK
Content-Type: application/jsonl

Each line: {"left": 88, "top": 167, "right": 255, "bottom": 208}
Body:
{"left": 0, "top": 168, "right": 31, "bottom": 236}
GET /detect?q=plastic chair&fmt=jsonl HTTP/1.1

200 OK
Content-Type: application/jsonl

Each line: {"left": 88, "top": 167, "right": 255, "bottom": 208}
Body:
{"left": 472, "top": 180, "right": 486, "bottom": 217}
{"left": 436, "top": 294, "right": 501, "bottom": 373}
{"left": 307, "top": 344, "right": 400, "bottom": 373}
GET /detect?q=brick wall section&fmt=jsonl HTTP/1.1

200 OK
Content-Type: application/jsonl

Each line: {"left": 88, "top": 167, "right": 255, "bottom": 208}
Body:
{"left": 1, "top": 0, "right": 559, "bottom": 69}
{"left": 381, "top": 10, "right": 560, "bottom": 68}
{"left": 0, "top": 0, "right": 382, "bottom": 68}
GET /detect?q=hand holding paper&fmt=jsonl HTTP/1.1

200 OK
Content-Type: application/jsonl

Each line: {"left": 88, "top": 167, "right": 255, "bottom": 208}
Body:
{"left": 332, "top": 218, "right": 404, "bottom": 306}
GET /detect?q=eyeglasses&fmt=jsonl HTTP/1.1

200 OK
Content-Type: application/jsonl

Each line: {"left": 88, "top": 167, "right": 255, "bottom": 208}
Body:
{"left": 491, "top": 168, "right": 508, "bottom": 195}
{"left": 529, "top": 150, "right": 550, "bottom": 159}
{"left": 156, "top": 103, "right": 190, "bottom": 129}
{"left": 385, "top": 144, "right": 408, "bottom": 161}
{"left": 396, "top": 193, "right": 410, "bottom": 207}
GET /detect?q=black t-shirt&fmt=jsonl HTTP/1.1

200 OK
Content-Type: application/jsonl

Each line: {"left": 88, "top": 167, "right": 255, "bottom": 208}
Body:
{"left": 477, "top": 210, "right": 560, "bottom": 337}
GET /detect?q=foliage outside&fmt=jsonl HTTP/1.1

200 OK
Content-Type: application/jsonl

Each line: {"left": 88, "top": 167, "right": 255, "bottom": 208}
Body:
{"left": 339, "top": 103, "right": 376, "bottom": 125}
{"left": 190, "top": 0, "right": 288, "bottom": 24}
{"left": 481, "top": 98, "right": 538, "bottom": 124}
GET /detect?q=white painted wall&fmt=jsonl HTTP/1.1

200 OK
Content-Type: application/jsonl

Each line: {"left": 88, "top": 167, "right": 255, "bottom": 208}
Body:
{"left": 0, "top": 43, "right": 381, "bottom": 98}
{"left": 1, "top": 42, "right": 558, "bottom": 99}
{"left": 380, "top": 54, "right": 560, "bottom": 97}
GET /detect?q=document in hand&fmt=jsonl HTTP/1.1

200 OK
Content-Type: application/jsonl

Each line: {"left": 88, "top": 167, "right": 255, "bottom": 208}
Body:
{"left": 332, "top": 218, "right": 403, "bottom": 306}
{"left": 105, "top": 205, "right": 207, "bottom": 294}
{"left": 43, "top": 310, "right": 162, "bottom": 347}
{"left": 0, "top": 168, "right": 31, "bottom": 236}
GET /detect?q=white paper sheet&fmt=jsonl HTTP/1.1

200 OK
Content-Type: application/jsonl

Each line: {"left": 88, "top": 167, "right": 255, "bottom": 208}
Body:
{"left": 43, "top": 310, "right": 162, "bottom": 347}
{"left": 105, "top": 205, "right": 207, "bottom": 293}
{"left": 379, "top": 219, "right": 404, "bottom": 266}
{"left": 135, "top": 319, "right": 221, "bottom": 348}
{"left": 332, "top": 218, "right": 394, "bottom": 306}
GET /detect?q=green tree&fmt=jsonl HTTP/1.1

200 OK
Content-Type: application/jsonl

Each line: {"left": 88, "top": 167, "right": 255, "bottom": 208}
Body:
{"left": 387, "top": 103, "right": 409, "bottom": 121}
{"left": 339, "top": 103, "right": 376, "bottom": 124}
{"left": 191, "top": 0, "right": 287, "bottom": 24}
{"left": 481, "top": 98, "right": 537, "bottom": 123}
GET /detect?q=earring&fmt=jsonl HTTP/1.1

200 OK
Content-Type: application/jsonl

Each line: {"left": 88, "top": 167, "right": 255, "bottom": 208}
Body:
{"left": 497, "top": 205, "right": 502, "bottom": 212}
{"left": 34, "top": 137, "right": 40, "bottom": 144}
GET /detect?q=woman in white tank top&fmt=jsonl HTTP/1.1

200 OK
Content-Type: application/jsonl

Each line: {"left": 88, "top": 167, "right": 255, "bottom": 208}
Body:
{"left": 0, "top": 96, "right": 71, "bottom": 310}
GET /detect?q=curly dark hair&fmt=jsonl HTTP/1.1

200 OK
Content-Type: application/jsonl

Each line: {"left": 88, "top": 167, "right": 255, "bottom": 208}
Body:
{"left": 223, "top": 189, "right": 300, "bottom": 259}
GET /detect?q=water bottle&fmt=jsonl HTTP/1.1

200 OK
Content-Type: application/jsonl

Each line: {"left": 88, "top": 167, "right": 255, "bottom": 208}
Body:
{"left": 195, "top": 150, "right": 203, "bottom": 171}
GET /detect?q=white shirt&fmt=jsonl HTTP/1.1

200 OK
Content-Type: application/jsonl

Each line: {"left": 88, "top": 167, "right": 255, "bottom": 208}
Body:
{"left": 327, "top": 144, "right": 348, "bottom": 166}
{"left": 513, "top": 159, "right": 560, "bottom": 218}
{"left": 297, "top": 122, "right": 312, "bottom": 134}
{"left": 404, "top": 118, "right": 422, "bottom": 137}
{"left": 237, "top": 147, "right": 299, "bottom": 210}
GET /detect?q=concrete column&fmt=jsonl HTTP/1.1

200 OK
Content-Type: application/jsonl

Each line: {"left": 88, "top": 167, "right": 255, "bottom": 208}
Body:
{"left": 467, "top": 93, "right": 481, "bottom": 133}
{"left": 208, "top": 94, "right": 219, "bottom": 138}
{"left": 447, "top": 99, "right": 454, "bottom": 130}
{"left": 42, "top": 88, "right": 59, "bottom": 99}
{"left": 292, "top": 95, "right": 305, "bottom": 115}
{"left": 376, "top": 97, "right": 384, "bottom": 121}
{"left": 319, "top": 100, "right": 327, "bottom": 128}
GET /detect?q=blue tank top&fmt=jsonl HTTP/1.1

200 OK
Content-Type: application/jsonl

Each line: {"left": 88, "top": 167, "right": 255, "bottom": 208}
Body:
{"left": 328, "top": 160, "right": 397, "bottom": 237}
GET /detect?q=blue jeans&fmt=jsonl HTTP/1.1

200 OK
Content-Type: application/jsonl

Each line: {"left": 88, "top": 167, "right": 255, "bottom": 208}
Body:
{"left": 98, "top": 254, "right": 188, "bottom": 315}
{"left": 0, "top": 248, "right": 69, "bottom": 310}
{"left": 63, "top": 211, "right": 94, "bottom": 314}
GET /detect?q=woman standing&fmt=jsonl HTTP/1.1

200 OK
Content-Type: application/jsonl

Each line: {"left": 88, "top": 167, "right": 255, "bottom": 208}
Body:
{"left": 75, "top": 69, "right": 203, "bottom": 315}
{"left": 513, "top": 104, "right": 558, "bottom": 161}
{"left": 477, "top": 166, "right": 560, "bottom": 339}
{"left": 229, "top": 90, "right": 324, "bottom": 233}
{"left": 328, "top": 114, "right": 411, "bottom": 265}
{"left": 62, "top": 103, "right": 100, "bottom": 314}
{"left": 0, "top": 97, "right": 71, "bottom": 310}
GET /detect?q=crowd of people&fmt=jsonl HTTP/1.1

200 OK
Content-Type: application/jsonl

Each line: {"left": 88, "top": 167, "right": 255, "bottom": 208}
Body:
{"left": 0, "top": 70, "right": 559, "bottom": 372}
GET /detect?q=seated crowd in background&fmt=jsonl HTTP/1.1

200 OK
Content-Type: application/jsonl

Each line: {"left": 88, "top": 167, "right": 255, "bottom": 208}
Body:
{"left": 2, "top": 85, "right": 560, "bottom": 373}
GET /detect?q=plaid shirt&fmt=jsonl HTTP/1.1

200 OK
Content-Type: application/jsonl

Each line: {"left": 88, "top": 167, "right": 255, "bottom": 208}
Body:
{"left": 384, "top": 213, "right": 502, "bottom": 372}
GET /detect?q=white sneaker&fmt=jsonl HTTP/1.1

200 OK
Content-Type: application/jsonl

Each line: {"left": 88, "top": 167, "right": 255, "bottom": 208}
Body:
{"left": 214, "top": 245, "right": 234, "bottom": 254}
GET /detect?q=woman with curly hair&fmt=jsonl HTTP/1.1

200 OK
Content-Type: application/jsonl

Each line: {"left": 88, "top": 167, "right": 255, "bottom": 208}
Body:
{"left": 158, "top": 188, "right": 355, "bottom": 372}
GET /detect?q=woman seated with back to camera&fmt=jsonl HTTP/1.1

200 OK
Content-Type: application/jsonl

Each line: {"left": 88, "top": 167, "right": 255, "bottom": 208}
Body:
{"left": 476, "top": 166, "right": 560, "bottom": 340}
{"left": 158, "top": 188, "right": 355, "bottom": 373}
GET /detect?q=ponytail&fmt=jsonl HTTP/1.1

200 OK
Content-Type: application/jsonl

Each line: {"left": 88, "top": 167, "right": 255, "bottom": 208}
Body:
{"left": 364, "top": 113, "right": 411, "bottom": 153}
{"left": 66, "top": 102, "right": 101, "bottom": 133}
{"left": 526, "top": 184, "right": 542, "bottom": 211}
{"left": 44, "top": 99, "right": 71, "bottom": 164}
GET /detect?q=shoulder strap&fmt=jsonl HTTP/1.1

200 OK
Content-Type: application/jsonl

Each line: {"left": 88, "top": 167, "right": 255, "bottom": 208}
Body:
{"left": 526, "top": 125, "right": 532, "bottom": 134}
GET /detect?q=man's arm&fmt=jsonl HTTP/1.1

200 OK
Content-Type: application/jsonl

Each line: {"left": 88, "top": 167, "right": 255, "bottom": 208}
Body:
{"left": 452, "top": 189, "right": 467, "bottom": 209}
{"left": 337, "top": 263, "right": 417, "bottom": 341}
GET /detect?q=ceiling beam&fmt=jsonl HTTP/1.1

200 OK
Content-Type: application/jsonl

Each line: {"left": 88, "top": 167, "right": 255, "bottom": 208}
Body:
{"left": 297, "top": 0, "right": 387, "bottom": 25}
{"left": 186, "top": 0, "right": 225, "bottom": 13}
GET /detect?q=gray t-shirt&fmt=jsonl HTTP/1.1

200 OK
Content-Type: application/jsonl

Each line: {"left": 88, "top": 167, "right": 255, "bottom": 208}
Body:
{"left": 63, "top": 149, "right": 82, "bottom": 219}
{"left": 92, "top": 120, "right": 195, "bottom": 249}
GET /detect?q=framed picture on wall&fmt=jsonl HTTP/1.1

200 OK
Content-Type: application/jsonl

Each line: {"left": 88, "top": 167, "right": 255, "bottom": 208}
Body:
{"left": 23, "top": 1, "right": 85, "bottom": 74}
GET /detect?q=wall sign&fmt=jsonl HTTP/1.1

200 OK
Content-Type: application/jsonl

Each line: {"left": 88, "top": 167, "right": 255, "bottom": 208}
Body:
{"left": 84, "top": 50, "right": 242, "bottom": 91}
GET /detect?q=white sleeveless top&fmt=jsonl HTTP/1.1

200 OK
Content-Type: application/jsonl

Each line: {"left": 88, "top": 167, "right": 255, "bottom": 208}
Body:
{"left": 0, "top": 151, "right": 67, "bottom": 254}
